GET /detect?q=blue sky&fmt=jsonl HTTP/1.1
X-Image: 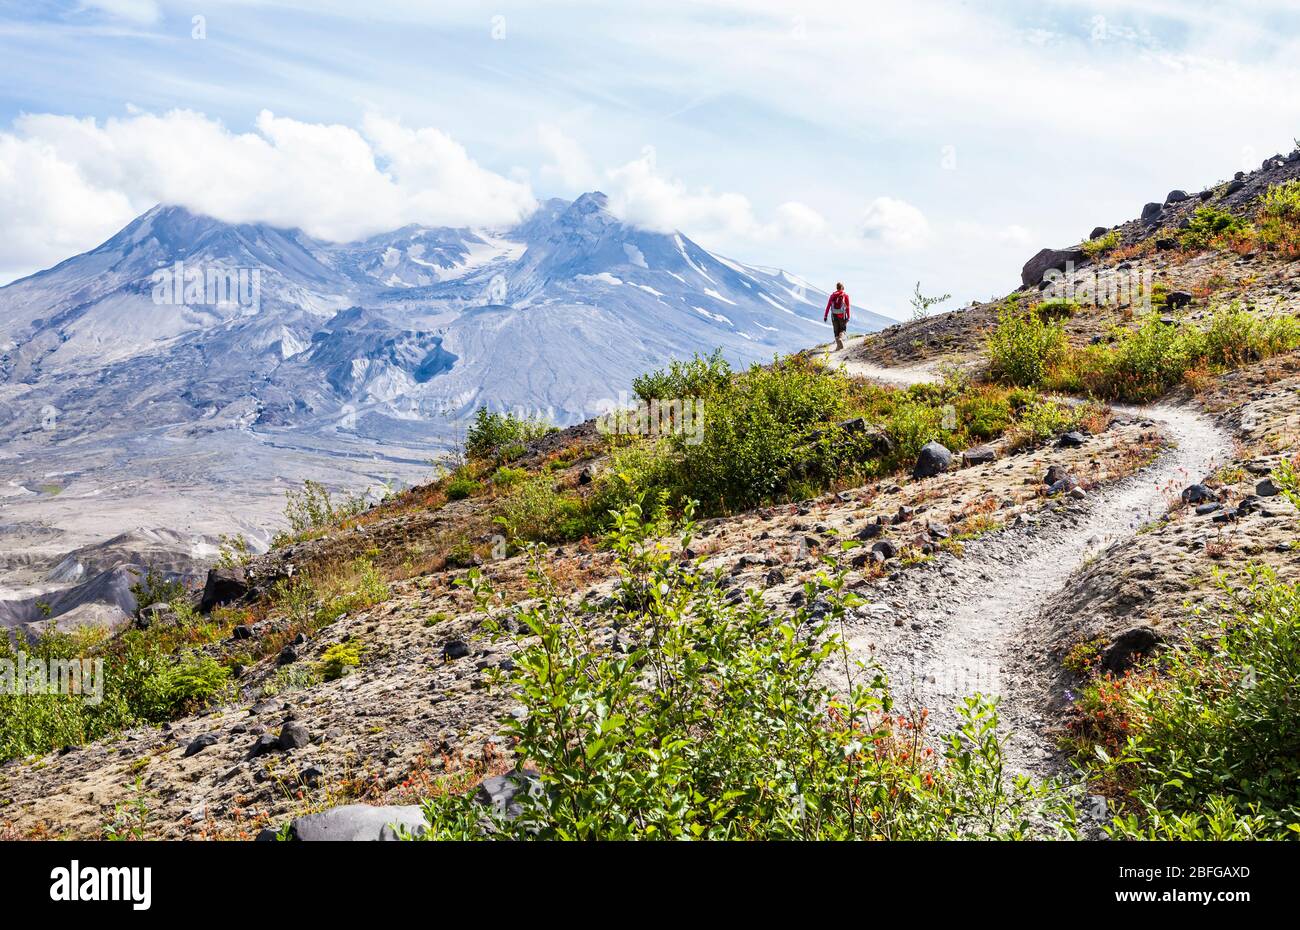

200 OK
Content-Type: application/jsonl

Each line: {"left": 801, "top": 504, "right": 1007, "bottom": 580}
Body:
{"left": 2, "top": 0, "right": 1299, "bottom": 316}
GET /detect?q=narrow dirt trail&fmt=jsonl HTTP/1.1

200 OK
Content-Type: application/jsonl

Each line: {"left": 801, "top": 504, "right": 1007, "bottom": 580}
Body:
{"left": 817, "top": 343, "right": 1233, "bottom": 776}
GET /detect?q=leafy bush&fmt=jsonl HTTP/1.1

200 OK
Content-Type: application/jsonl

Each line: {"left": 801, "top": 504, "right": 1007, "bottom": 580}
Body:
{"left": 320, "top": 639, "right": 363, "bottom": 681}
{"left": 278, "top": 479, "right": 369, "bottom": 544}
{"left": 987, "top": 305, "right": 1067, "bottom": 387}
{"left": 490, "top": 466, "right": 528, "bottom": 489}
{"left": 497, "top": 474, "right": 587, "bottom": 541}
{"left": 1034, "top": 298, "right": 1078, "bottom": 321}
{"left": 464, "top": 408, "right": 555, "bottom": 464}
{"left": 1179, "top": 206, "right": 1250, "bottom": 251}
{"left": 1072, "top": 566, "right": 1300, "bottom": 840}
{"left": 1081, "top": 230, "right": 1120, "bottom": 258}
{"left": 412, "top": 501, "right": 1077, "bottom": 840}
{"left": 1041, "top": 307, "right": 1300, "bottom": 403}
{"left": 1257, "top": 179, "right": 1300, "bottom": 257}
{"left": 160, "top": 653, "right": 233, "bottom": 715}
{"left": 632, "top": 348, "right": 731, "bottom": 401}
{"left": 444, "top": 473, "right": 480, "bottom": 501}
{"left": 129, "top": 572, "right": 186, "bottom": 610}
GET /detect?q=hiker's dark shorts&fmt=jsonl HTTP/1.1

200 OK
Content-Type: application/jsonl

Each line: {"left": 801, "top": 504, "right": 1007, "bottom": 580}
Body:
{"left": 832, "top": 314, "right": 848, "bottom": 336}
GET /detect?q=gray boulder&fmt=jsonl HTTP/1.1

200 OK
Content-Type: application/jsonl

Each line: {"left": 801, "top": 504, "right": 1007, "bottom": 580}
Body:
{"left": 913, "top": 441, "right": 953, "bottom": 479}
{"left": 285, "top": 804, "right": 429, "bottom": 841}
{"left": 1256, "top": 478, "right": 1280, "bottom": 497}
{"left": 1180, "top": 483, "right": 1218, "bottom": 505}
{"left": 199, "top": 566, "right": 248, "bottom": 613}
{"left": 1140, "top": 202, "right": 1163, "bottom": 225}
{"left": 1020, "top": 246, "right": 1087, "bottom": 288}
{"left": 1164, "top": 190, "right": 1190, "bottom": 205}
{"left": 475, "top": 770, "right": 544, "bottom": 820}
{"left": 278, "top": 721, "right": 311, "bottom": 751}
{"left": 962, "top": 445, "right": 997, "bottom": 466}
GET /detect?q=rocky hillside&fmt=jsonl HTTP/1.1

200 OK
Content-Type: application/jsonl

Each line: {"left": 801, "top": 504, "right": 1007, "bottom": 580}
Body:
{"left": 3, "top": 146, "right": 1299, "bottom": 840}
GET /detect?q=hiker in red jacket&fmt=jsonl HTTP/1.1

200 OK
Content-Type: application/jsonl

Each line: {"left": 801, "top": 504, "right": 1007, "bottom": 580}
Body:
{"left": 824, "top": 282, "right": 851, "bottom": 350}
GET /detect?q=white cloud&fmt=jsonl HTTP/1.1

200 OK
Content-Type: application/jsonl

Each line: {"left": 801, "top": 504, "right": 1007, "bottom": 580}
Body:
{"left": 605, "top": 145, "right": 768, "bottom": 238}
{"left": 595, "top": 143, "right": 833, "bottom": 246}
{"left": 0, "top": 109, "right": 537, "bottom": 280}
{"left": 537, "top": 124, "right": 599, "bottom": 192}
{"left": 79, "top": 1, "right": 161, "bottom": 24}
{"left": 0, "top": 133, "right": 137, "bottom": 282}
{"left": 860, "top": 197, "right": 931, "bottom": 249}
{"left": 773, "top": 201, "right": 829, "bottom": 239}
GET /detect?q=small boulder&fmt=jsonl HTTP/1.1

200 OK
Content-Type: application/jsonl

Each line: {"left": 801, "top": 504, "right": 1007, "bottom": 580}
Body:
{"left": 199, "top": 566, "right": 249, "bottom": 613}
{"left": 870, "top": 540, "right": 898, "bottom": 562}
{"left": 475, "top": 770, "right": 544, "bottom": 820}
{"left": 962, "top": 445, "right": 997, "bottom": 466}
{"left": 1140, "top": 202, "right": 1163, "bottom": 225}
{"left": 1044, "top": 464, "right": 1072, "bottom": 486}
{"left": 1021, "top": 246, "right": 1087, "bottom": 289}
{"left": 1088, "top": 226, "right": 1110, "bottom": 240}
{"left": 285, "top": 804, "right": 428, "bottom": 841}
{"left": 1256, "top": 478, "right": 1281, "bottom": 497}
{"left": 1048, "top": 476, "right": 1078, "bottom": 496}
{"left": 1180, "top": 483, "right": 1218, "bottom": 505}
{"left": 183, "top": 733, "right": 219, "bottom": 758}
{"left": 1057, "top": 431, "right": 1087, "bottom": 448}
{"left": 913, "top": 441, "right": 953, "bottom": 479}
{"left": 442, "top": 639, "right": 471, "bottom": 661}
{"left": 278, "top": 721, "right": 311, "bottom": 751}
{"left": 1164, "top": 189, "right": 1189, "bottom": 205}
{"left": 135, "top": 602, "right": 174, "bottom": 630}
{"left": 249, "top": 733, "right": 280, "bottom": 758}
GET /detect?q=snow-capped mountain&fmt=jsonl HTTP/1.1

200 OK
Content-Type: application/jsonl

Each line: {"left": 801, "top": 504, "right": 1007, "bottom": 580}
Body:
{"left": 0, "top": 193, "right": 894, "bottom": 449}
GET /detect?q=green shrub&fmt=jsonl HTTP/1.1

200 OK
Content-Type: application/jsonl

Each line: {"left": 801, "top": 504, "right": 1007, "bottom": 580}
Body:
{"left": 280, "top": 479, "right": 369, "bottom": 540}
{"left": 668, "top": 357, "right": 853, "bottom": 512}
{"left": 1074, "top": 566, "right": 1300, "bottom": 840}
{"left": 411, "top": 502, "right": 1077, "bottom": 840}
{"left": 129, "top": 572, "right": 186, "bottom": 610}
{"left": 1179, "top": 206, "right": 1249, "bottom": 251}
{"left": 987, "top": 305, "right": 1067, "bottom": 387}
{"left": 317, "top": 558, "right": 389, "bottom": 625}
{"left": 160, "top": 653, "right": 232, "bottom": 715}
{"left": 632, "top": 349, "right": 731, "bottom": 401}
{"left": 444, "top": 475, "right": 480, "bottom": 501}
{"left": 490, "top": 466, "right": 528, "bottom": 488}
{"left": 1034, "top": 298, "right": 1078, "bottom": 321}
{"left": 1257, "top": 179, "right": 1300, "bottom": 256}
{"left": 1040, "top": 304, "right": 1300, "bottom": 403}
{"left": 464, "top": 408, "right": 555, "bottom": 464}
{"left": 320, "top": 639, "right": 363, "bottom": 681}
{"left": 1081, "top": 230, "right": 1120, "bottom": 258}
{"left": 497, "top": 475, "right": 587, "bottom": 541}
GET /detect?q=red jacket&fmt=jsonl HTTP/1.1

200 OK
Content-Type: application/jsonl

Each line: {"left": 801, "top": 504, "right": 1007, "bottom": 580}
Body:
{"left": 824, "top": 289, "right": 850, "bottom": 321}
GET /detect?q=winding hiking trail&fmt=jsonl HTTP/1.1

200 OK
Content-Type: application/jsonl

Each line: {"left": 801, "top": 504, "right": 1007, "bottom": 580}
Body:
{"left": 818, "top": 343, "right": 1233, "bottom": 776}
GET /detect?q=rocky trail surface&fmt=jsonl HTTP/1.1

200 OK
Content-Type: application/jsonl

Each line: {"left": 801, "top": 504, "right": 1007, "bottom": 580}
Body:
{"left": 819, "top": 341, "right": 1233, "bottom": 776}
